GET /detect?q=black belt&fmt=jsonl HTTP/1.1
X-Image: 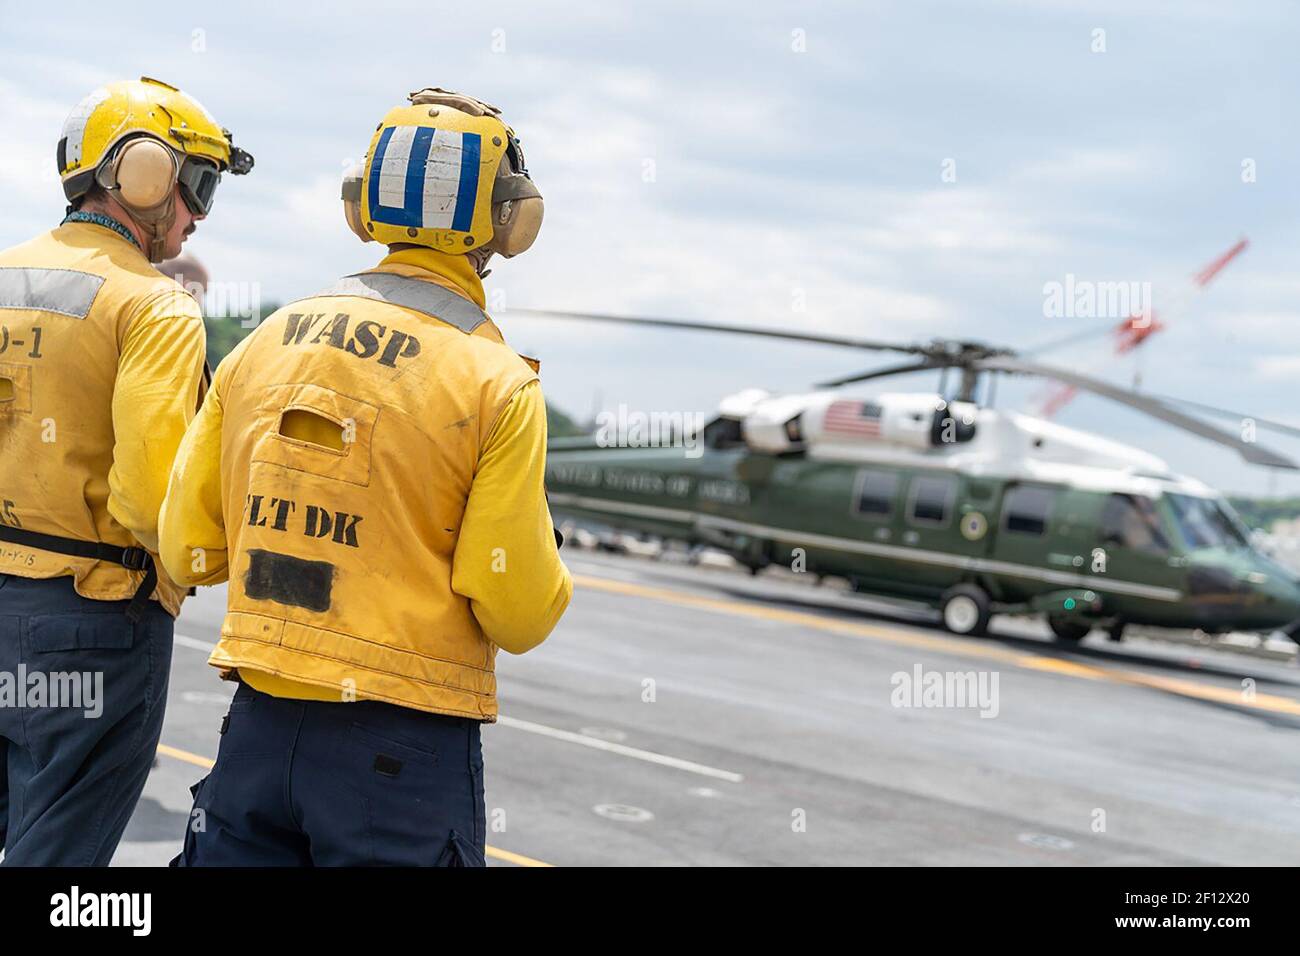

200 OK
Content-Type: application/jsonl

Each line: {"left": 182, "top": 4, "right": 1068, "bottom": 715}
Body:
{"left": 0, "top": 525, "right": 157, "bottom": 622}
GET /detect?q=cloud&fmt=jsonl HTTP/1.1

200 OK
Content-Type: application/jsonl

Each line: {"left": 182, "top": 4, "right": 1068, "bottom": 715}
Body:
{"left": 1253, "top": 355, "right": 1300, "bottom": 381}
{"left": 0, "top": 77, "right": 71, "bottom": 206}
{"left": 1015, "top": 147, "right": 1165, "bottom": 186}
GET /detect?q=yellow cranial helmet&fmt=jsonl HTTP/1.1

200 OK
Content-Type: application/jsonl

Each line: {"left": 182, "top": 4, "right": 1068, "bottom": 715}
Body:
{"left": 342, "top": 88, "right": 543, "bottom": 257}
{"left": 58, "top": 76, "right": 252, "bottom": 205}
{"left": 57, "top": 77, "right": 253, "bottom": 261}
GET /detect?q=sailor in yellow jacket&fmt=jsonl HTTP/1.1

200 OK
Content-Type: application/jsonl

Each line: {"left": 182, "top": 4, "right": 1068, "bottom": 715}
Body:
{"left": 0, "top": 78, "right": 251, "bottom": 866}
{"left": 160, "top": 88, "right": 571, "bottom": 866}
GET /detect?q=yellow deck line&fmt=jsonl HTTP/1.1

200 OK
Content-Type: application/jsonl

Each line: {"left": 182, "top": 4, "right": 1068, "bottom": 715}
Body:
{"left": 573, "top": 573, "right": 1300, "bottom": 716}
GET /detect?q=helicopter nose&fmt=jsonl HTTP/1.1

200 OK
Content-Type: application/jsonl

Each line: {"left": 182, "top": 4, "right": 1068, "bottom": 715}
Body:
{"left": 1271, "top": 575, "right": 1300, "bottom": 640}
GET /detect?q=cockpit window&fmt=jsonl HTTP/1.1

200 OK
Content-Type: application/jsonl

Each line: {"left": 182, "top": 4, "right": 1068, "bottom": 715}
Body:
{"left": 1100, "top": 493, "right": 1170, "bottom": 554}
{"left": 1165, "top": 493, "right": 1249, "bottom": 551}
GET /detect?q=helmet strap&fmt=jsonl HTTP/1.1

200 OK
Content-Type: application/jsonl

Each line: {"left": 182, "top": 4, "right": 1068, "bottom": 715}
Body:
{"left": 141, "top": 204, "right": 176, "bottom": 264}
{"left": 466, "top": 246, "right": 495, "bottom": 278}
{"left": 104, "top": 194, "right": 175, "bottom": 263}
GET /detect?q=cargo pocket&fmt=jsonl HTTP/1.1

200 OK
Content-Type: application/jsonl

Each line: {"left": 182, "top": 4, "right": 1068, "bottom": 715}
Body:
{"left": 435, "top": 829, "right": 486, "bottom": 868}
{"left": 28, "top": 614, "right": 135, "bottom": 653}
{"left": 170, "top": 775, "right": 211, "bottom": 867}
{"left": 18, "top": 614, "right": 138, "bottom": 764}
{"left": 0, "top": 361, "right": 33, "bottom": 415}
{"left": 251, "top": 382, "right": 379, "bottom": 487}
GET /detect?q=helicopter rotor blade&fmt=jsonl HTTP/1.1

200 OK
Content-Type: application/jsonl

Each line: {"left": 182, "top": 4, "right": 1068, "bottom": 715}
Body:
{"left": 1022, "top": 325, "right": 1115, "bottom": 357}
{"left": 974, "top": 356, "right": 1299, "bottom": 470}
{"left": 1140, "top": 394, "right": 1300, "bottom": 440}
{"left": 508, "top": 308, "right": 930, "bottom": 356}
{"left": 815, "top": 360, "right": 942, "bottom": 389}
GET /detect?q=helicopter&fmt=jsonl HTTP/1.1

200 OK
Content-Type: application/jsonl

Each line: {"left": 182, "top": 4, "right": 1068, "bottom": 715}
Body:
{"left": 520, "top": 307, "right": 1300, "bottom": 644}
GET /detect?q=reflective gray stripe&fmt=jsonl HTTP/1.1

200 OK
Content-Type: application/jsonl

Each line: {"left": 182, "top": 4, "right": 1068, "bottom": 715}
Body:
{"left": 0, "top": 267, "right": 105, "bottom": 319}
{"left": 314, "top": 272, "right": 488, "bottom": 333}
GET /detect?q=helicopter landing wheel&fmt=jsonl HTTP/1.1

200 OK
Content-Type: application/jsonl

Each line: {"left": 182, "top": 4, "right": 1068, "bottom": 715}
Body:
{"left": 1106, "top": 620, "right": 1126, "bottom": 643}
{"left": 940, "top": 585, "right": 991, "bottom": 637}
{"left": 1048, "top": 617, "right": 1092, "bottom": 642}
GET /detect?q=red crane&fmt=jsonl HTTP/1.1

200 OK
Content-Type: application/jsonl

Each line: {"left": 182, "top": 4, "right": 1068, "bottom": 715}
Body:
{"left": 1038, "top": 239, "right": 1249, "bottom": 418}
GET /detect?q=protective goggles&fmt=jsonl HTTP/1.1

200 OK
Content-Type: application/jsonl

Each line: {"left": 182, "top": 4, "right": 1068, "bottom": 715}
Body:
{"left": 177, "top": 157, "right": 222, "bottom": 216}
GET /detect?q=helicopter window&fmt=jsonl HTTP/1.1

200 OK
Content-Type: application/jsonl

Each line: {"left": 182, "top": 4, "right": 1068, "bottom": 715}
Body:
{"left": 853, "top": 469, "right": 899, "bottom": 519}
{"left": 1003, "top": 485, "right": 1054, "bottom": 536}
{"left": 1165, "top": 493, "right": 1249, "bottom": 551}
{"left": 907, "top": 475, "right": 955, "bottom": 527}
{"left": 702, "top": 416, "right": 745, "bottom": 449}
{"left": 1100, "top": 494, "right": 1170, "bottom": 554}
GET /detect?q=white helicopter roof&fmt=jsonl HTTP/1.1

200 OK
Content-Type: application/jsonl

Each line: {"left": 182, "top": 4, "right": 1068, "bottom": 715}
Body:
{"left": 726, "top": 389, "right": 1219, "bottom": 501}
{"left": 953, "top": 408, "right": 1215, "bottom": 499}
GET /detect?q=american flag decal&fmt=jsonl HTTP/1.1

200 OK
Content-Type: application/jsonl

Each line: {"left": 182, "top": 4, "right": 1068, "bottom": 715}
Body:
{"left": 824, "top": 400, "right": 883, "bottom": 438}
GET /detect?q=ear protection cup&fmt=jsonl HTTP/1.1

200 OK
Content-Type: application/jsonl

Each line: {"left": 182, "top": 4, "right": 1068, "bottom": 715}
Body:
{"left": 488, "top": 195, "right": 544, "bottom": 257}
{"left": 93, "top": 137, "right": 182, "bottom": 263}
{"left": 485, "top": 138, "right": 543, "bottom": 258}
{"left": 341, "top": 164, "right": 374, "bottom": 243}
{"left": 108, "top": 139, "right": 178, "bottom": 210}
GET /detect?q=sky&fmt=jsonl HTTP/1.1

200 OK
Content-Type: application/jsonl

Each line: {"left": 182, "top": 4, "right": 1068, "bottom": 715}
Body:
{"left": 0, "top": 0, "right": 1296, "bottom": 496}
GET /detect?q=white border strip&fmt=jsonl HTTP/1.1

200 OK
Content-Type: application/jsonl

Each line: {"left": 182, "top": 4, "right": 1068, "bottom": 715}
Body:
{"left": 497, "top": 716, "right": 744, "bottom": 782}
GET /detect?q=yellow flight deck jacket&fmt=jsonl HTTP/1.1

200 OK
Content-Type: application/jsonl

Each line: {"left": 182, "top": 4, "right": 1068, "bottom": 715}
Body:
{"left": 159, "top": 247, "right": 572, "bottom": 719}
{"left": 0, "top": 221, "right": 206, "bottom": 616}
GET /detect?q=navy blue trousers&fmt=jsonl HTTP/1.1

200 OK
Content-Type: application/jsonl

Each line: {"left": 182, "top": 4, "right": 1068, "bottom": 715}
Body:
{"left": 173, "top": 680, "right": 486, "bottom": 866}
{"left": 0, "top": 574, "right": 173, "bottom": 866}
